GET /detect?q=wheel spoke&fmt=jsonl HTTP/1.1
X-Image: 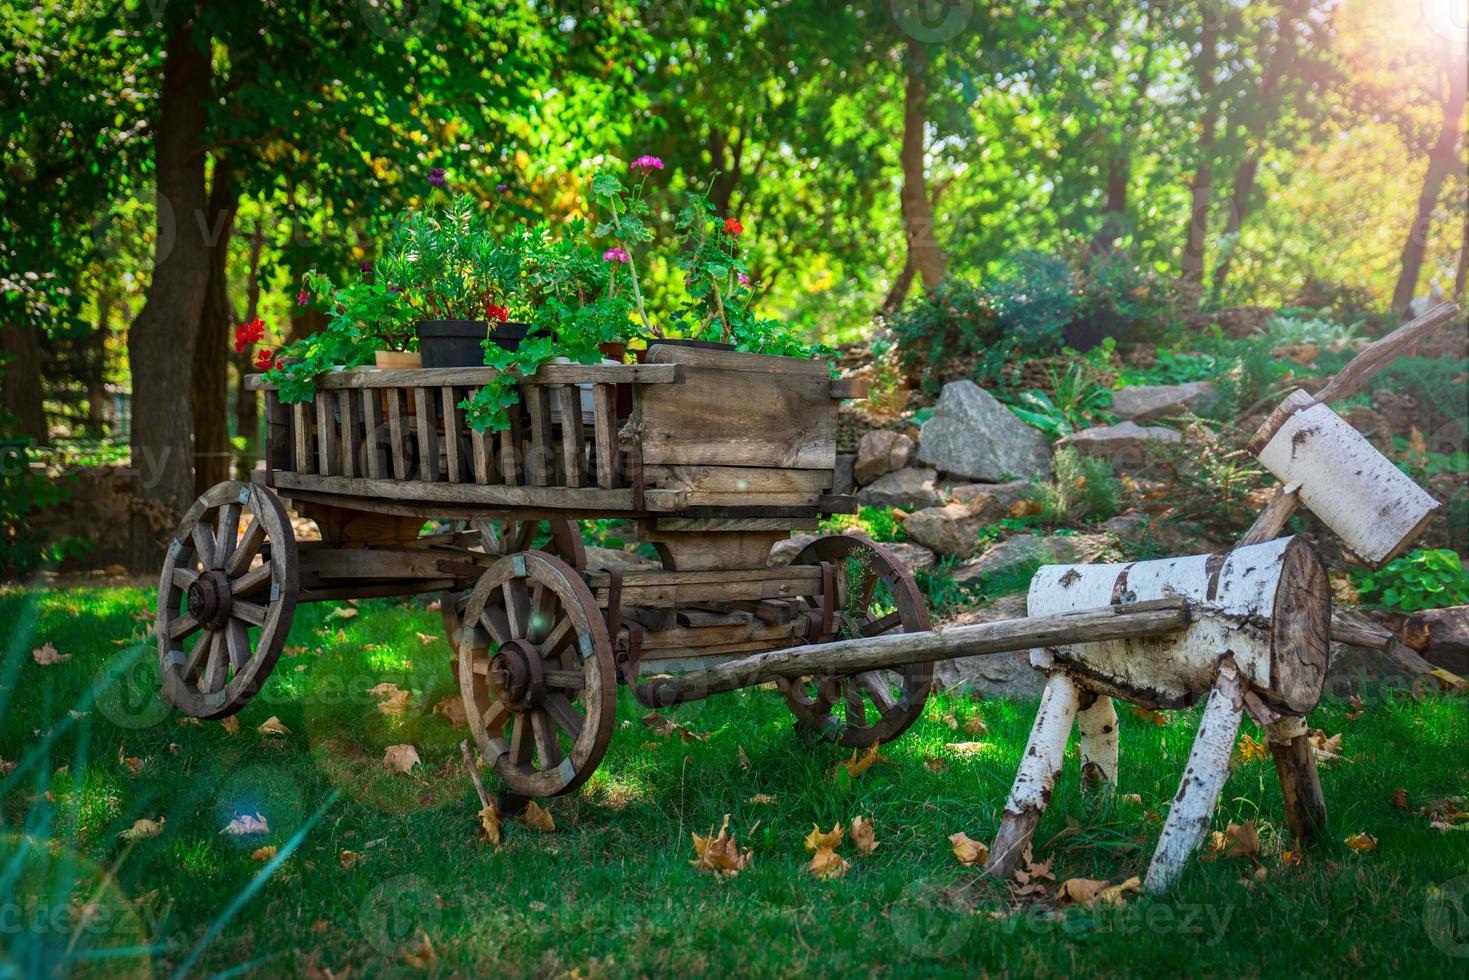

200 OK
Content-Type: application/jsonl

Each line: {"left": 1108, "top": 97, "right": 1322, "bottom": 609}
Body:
{"left": 509, "top": 714, "right": 533, "bottom": 765}
{"left": 181, "top": 629, "right": 213, "bottom": 679}
{"left": 171, "top": 567, "right": 199, "bottom": 591}
{"left": 231, "top": 560, "right": 273, "bottom": 598}
{"left": 479, "top": 607, "right": 511, "bottom": 646}
{"left": 481, "top": 699, "right": 511, "bottom": 733}
{"left": 860, "top": 611, "right": 902, "bottom": 637}
{"left": 528, "top": 581, "right": 558, "bottom": 644}
{"left": 474, "top": 519, "right": 505, "bottom": 556}
{"left": 202, "top": 631, "right": 229, "bottom": 693}
{"left": 168, "top": 613, "right": 202, "bottom": 641}
{"left": 854, "top": 671, "right": 897, "bottom": 714}
{"left": 544, "top": 693, "right": 584, "bottom": 739}
{"left": 543, "top": 669, "right": 585, "bottom": 691}
{"left": 225, "top": 517, "right": 267, "bottom": 578}
{"left": 539, "top": 616, "right": 574, "bottom": 659}
{"left": 531, "top": 710, "right": 562, "bottom": 769}
{"left": 502, "top": 580, "right": 530, "bottom": 638}
{"left": 191, "top": 522, "right": 219, "bottom": 571}
{"left": 225, "top": 619, "right": 251, "bottom": 670}
{"left": 844, "top": 686, "right": 867, "bottom": 726}
{"left": 233, "top": 601, "right": 268, "bottom": 628}
{"left": 214, "top": 503, "right": 241, "bottom": 571}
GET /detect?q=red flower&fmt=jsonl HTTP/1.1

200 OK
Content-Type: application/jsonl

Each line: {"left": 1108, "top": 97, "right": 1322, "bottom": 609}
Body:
{"left": 723, "top": 218, "right": 743, "bottom": 236}
{"left": 233, "top": 318, "right": 265, "bottom": 353}
{"left": 296, "top": 288, "right": 309, "bottom": 306}
{"left": 485, "top": 303, "right": 509, "bottom": 324}
{"left": 254, "top": 348, "right": 275, "bottom": 371}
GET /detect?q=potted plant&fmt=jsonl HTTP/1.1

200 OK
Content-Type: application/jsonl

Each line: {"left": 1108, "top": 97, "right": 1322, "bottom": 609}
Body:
{"left": 375, "top": 195, "right": 528, "bottom": 367}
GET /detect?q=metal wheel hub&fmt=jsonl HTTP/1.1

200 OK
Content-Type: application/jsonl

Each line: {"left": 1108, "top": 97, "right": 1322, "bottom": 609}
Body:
{"left": 488, "top": 638, "right": 546, "bottom": 712}
{"left": 187, "top": 570, "right": 234, "bottom": 630}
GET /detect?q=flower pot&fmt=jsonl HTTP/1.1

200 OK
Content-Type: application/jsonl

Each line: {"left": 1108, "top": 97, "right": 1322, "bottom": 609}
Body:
{"left": 598, "top": 341, "right": 628, "bottom": 363}
{"left": 374, "top": 350, "right": 422, "bottom": 370}
{"left": 649, "top": 339, "right": 736, "bottom": 353}
{"left": 416, "top": 320, "right": 490, "bottom": 368}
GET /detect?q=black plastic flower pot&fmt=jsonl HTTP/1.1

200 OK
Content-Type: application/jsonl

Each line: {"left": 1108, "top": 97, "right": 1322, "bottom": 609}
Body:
{"left": 416, "top": 320, "right": 533, "bottom": 367}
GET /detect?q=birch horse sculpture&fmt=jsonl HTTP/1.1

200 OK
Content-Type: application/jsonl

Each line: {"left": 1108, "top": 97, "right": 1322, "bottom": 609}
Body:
{"left": 984, "top": 536, "right": 1331, "bottom": 892}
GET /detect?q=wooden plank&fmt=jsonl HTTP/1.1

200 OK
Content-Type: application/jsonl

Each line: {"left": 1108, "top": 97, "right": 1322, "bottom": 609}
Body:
{"left": 264, "top": 391, "right": 288, "bottom": 476}
{"left": 592, "top": 383, "right": 617, "bottom": 489}
{"left": 589, "top": 577, "right": 823, "bottom": 607}
{"left": 651, "top": 517, "right": 820, "bottom": 531}
{"left": 641, "top": 463, "right": 832, "bottom": 508}
{"left": 386, "top": 388, "right": 408, "bottom": 480}
{"left": 247, "top": 363, "right": 683, "bottom": 390}
{"left": 557, "top": 385, "right": 586, "bottom": 487}
{"left": 361, "top": 389, "right": 384, "bottom": 480}
{"left": 828, "top": 378, "right": 870, "bottom": 399}
{"left": 635, "top": 618, "right": 805, "bottom": 651}
{"left": 273, "top": 471, "right": 639, "bottom": 511}
{"left": 302, "top": 546, "right": 492, "bottom": 581}
{"left": 637, "top": 347, "right": 836, "bottom": 470}
{"left": 315, "top": 396, "right": 337, "bottom": 476}
{"left": 442, "top": 386, "right": 463, "bottom": 483}
{"left": 293, "top": 402, "right": 315, "bottom": 474}
{"left": 470, "top": 425, "right": 490, "bottom": 484}
{"left": 414, "top": 388, "right": 439, "bottom": 481}
{"left": 338, "top": 389, "right": 361, "bottom": 478}
{"left": 645, "top": 344, "right": 828, "bottom": 377}
{"left": 499, "top": 410, "right": 522, "bottom": 486}
{"left": 525, "top": 385, "right": 554, "bottom": 486}
{"left": 584, "top": 566, "right": 824, "bottom": 589}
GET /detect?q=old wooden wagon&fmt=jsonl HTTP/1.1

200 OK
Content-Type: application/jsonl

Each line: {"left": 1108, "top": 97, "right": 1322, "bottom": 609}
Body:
{"left": 154, "top": 345, "right": 948, "bottom": 797}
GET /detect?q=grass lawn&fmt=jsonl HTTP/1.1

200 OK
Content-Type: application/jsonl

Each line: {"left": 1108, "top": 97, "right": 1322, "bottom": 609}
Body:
{"left": 2, "top": 584, "right": 1468, "bottom": 977}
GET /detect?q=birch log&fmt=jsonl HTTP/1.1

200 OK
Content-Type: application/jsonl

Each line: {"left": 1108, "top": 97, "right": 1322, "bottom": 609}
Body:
{"left": 1265, "top": 716, "right": 1328, "bottom": 845}
{"left": 1077, "top": 693, "right": 1119, "bottom": 791}
{"left": 1253, "top": 397, "right": 1439, "bottom": 568}
{"left": 1143, "top": 658, "right": 1246, "bottom": 892}
{"left": 984, "top": 671, "right": 1080, "bottom": 879}
{"left": 1026, "top": 536, "right": 1330, "bottom": 716}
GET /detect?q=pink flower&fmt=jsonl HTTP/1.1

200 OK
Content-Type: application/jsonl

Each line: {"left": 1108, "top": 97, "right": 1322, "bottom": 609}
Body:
{"left": 630, "top": 155, "right": 664, "bottom": 172}
{"left": 737, "top": 273, "right": 749, "bottom": 286}
{"left": 296, "top": 288, "right": 308, "bottom": 306}
{"left": 603, "top": 246, "right": 630, "bottom": 263}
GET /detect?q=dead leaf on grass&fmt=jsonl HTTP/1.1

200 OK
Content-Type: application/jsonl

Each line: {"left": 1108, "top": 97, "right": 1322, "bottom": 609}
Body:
{"left": 691, "top": 814, "right": 751, "bottom": 877}
{"left": 851, "top": 816, "right": 878, "bottom": 855}
{"left": 519, "top": 801, "right": 555, "bottom": 833}
{"left": 808, "top": 847, "right": 850, "bottom": 880}
{"left": 369, "top": 683, "right": 412, "bottom": 717}
{"left": 1344, "top": 832, "right": 1378, "bottom": 853}
{"left": 1206, "top": 821, "right": 1259, "bottom": 861}
{"left": 949, "top": 832, "right": 988, "bottom": 867}
{"left": 118, "top": 817, "right": 165, "bottom": 841}
{"left": 402, "top": 930, "right": 436, "bottom": 969}
{"left": 221, "top": 813, "right": 270, "bottom": 836}
{"left": 258, "top": 716, "right": 290, "bottom": 736}
{"left": 1235, "top": 733, "right": 1268, "bottom": 763}
{"left": 220, "top": 716, "right": 240, "bottom": 736}
{"left": 1127, "top": 705, "right": 1167, "bottom": 726}
{"left": 339, "top": 850, "right": 361, "bottom": 869}
{"left": 923, "top": 757, "right": 946, "bottom": 774}
{"left": 1392, "top": 787, "right": 1409, "bottom": 810}
{"left": 640, "top": 710, "right": 704, "bottom": 742}
{"left": 328, "top": 606, "right": 358, "bottom": 620}
{"left": 383, "top": 744, "right": 421, "bottom": 773}
{"left": 963, "top": 715, "right": 988, "bottom": 736}
{"left": 32, "top": 643, "right": 71, "bottom": 666}
{"left": 834, "top": 742, "right": 886, "bottom": 781}
{"left": 478, "top": 804, "right": 502, "bottom": 845}
{"left": 1308, "top": 729, "right": 1342, "bottom": 766}
{"left": 433, "top": 698, "right": 467, "bottom": 727}
{"left": 805, "top": 823, "right": 843, "bottom": 852}
{"left": 944, "top": 741, "right": 988, "bottom": 756}
{"left": 251, "top": 845, "right": 277, "bottom": 863}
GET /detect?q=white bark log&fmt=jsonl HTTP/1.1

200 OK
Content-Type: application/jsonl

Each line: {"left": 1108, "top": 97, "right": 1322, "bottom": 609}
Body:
{"left": 984, "top": 671, "right": 1080, "bottom": 878}
{"left": 1077, "top": 694, "right": 1119, "bottom": 791}
{"left": 1027, "top": 536, "right": 1328, "bottom": 714}
{"left": 1256, "top": 401, "right": 1439, "bottom": 568}
{"left": 1143, "top": 659, "right": 1246, "bottom": 893}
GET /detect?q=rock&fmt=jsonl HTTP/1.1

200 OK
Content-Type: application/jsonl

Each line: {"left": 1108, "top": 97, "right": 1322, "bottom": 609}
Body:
{"left": 1321, "top": 641, "right": 1423, "bottom": 698}
{"left": 902, "top": 502, "right": 985, "bottom": 558}
{"left": 1420, "top": 605, "right": 1469, "bottom": 674}
{"left": 1099, "top": 510, "right": 1150, "bottom": 537}
{"left": 584, "top": 546, "right": 660, "bottom": 572}
{"left": 951, "top": 534, "right": 1118, "bottom": 590}
{"left": 832, "top": 453, "right": 856, "bottom": 496}
{"left": 1056, "top": 421, "right": 1181, "bottom": 467}
{"left": 1111, "top": 381, "right": 1214, "bottom": 422}
{"left": 854, "top": 430, "right": 915, "bottom": 485}
{"left": 856, "top": 466, "right": 942, "bottom": 510}
{"left": 948, "top": 479, "right": 1033, "bottom": 522}
{"left": 932, "top": 594, "right": 1045, "bottom": 698}
{"left": 916, "top": 380, "right": 1051, "bottom": 481}
{"left": 768, "top": 534, "right": 935, "bottom": 577}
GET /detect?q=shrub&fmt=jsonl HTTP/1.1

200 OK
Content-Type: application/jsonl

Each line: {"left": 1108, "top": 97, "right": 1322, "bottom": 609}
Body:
{"left": 885, "top": 278, "right": 1006, "bottom": 395}
{"left": 1070, "top": 248, "right": 1177, "bottom": 348}
{"left": 1353, "top": 549, "right": 1469, "bottom": 613}
{"left": 820, "top": 506, "right": 906, "bottom": 543}
{"left": 987, "top": 251, "right": 1080, "bottom": 351}
{"left": 1033, "top": 447, "right": 1120, "bottom": 524}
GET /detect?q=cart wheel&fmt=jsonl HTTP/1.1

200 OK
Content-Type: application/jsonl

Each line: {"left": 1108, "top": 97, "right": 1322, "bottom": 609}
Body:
{"left": 440, "top": 519, "right": 584, "bottom": 653}
{"left": 155, "top": 481, "right": 298, "bottom": 719}
{"left": 458, "top": 551, "right": 616, "bottom": 797}
{"left": 780, "top": 534, "right": 933, "bottom": 747}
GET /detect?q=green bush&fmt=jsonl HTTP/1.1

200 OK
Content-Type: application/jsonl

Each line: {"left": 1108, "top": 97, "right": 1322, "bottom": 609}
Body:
{"left": 1353, "top": 549, "right": 1469, "bottom": 613}
{"left": 820, "top": 506, "right": 906, "bottom": 543}
{"left": 1033, "top": 447, "right": 1120, "bottom": 524}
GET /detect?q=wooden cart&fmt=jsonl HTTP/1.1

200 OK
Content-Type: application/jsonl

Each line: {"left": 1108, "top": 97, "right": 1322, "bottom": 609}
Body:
{"left": 155, "top": 345, "right": 936, "bottom": 797}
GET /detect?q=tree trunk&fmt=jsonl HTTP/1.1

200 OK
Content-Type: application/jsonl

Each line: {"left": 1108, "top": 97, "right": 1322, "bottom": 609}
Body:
{"left": 1455, "top": 192, "right": 1468, "bottom": 304}
{"left": 1391, "top": 54, "right": 1466, "bottom": 316}
{"left": 192, "top": 159, "right": 238, "bottom": 496}
{"left": 880, "top": 253, "right": 917, "bottom": 315}
{"left": 0, "top": 323, "right": 47, "bottom": 445}
{"left": 234, "top": 225, "right": 265, "bottom": 480}
{"left": 126, "top": 11, "right": 213, "bottom": 571}
{"left": 898, "top": 39, "right": 947, "bottom": 290}
{"left": 1181, "top": 13, "right": 1220, "bottom": 281}
{"left": 1089, "top": 156, "right": 1131, "bottom": 255}
{"left": 1209, "top": 154, "right": 1259, "bottom": 294}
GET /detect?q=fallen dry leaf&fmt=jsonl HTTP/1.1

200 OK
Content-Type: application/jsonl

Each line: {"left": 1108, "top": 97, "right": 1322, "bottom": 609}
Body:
{"left": 122, "top": 756, "right": 144, "bottom": 776}
{"left": 923, "top": 757, "right": 946, "bottom": 774}
{"left": 433, "top": 698, "right": 467, "bottom": 727}
{"left": 519, "top": 801, "right": 555, "bottom": 833}
{"left": 1207, "top": 821, "right": 1259, "bottom": 860}
{"left": 747, "top": 793, "right": 777, "bottom": 805}
{"left": 851, "top": 816, "right": 878, "bottom": 855}
{"left": 963, "top": 716, "right": 988, "bottom": 736}
{"left": 834, "top": 742, "right": 886, "bottom": 781}
{"left": 383, "top": 744, "right": 421, "bottom": 773}
{"left": 690, "top": 814, "right": 752, "bottom": 877}
{"left": 1013, "top": 850, "right": 1055, "bottom": 898}
{"left": 1120, "top": 793, "right": 1144, "bottom": 806}
{"left": 944, "top": 741, "right": 988, "bottom": 756}
{"left": 949, "top": 832, "right": 988, "bottom": 867}
{"left": 401, "top": 930, "right": 436, "bottom": 969}
{"left": 221, "top": 813, "right": 270, "bottom": 836}
{"left": 1392, "top": 787, "right": 1409, "bottom": 810}
{"left": 640, "top": 710, "right": 704, "bottom": 742}
{"left": 1058, "top": 877, "right": 1109, "bottom": 906}
{"left": 258, "top": 716, "right": 290, "bottom": 736}
{"left": 220, "top": 716, "right": 240, "bottom": 736}
{"left": 738, "top": 744, "right": 751, "bottom": 770}
{"left": 310, "top": 918, "right": 329, "bottom": 933}
{"left": 1308, "top": 730, "right": 1342, "bottom": 766}
{"left": 118, "top": 817, "right": 165, "bottom": 841}
{"left": 1128, "top": 705, "right": 1167, "bottom": 727}
{"left": 32, "top": 643, "right": 71, "bottom": 666}
{"left": 1345, "top": 694, "right": 1366, "bottom": 722}
{"left": 805, "top": 823, "right": 844, "bottom": 852}
{"left": 1344, "top": 832, "right": 1378, "bottom": 853}
{"left": 414, "top": 631, "right": 438, "bottom": 646}
{"left": 1235, "top": 733, "right": 1268, "bottom": 763}
{"left": 339, "top": 850, "right": 361, "bottom": 869}
{"left": 808, "top": 847, "right": 850, "bottom": 880}
{"left": 328, "top": 606, "right": 359, "bottom": 620}
{"left": 478, "top": 804, "right": 502, "bottom": 845}
{"left": 369, "top": 683, "right": 412, "bottom": 717}
{"left": 251, "top": 845, "right": 277, "bottom": 863}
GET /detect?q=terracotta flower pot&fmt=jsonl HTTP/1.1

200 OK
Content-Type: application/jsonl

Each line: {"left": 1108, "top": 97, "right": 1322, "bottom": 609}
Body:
{"left": 375, "top": 350, "right": 422, "bottom": 369}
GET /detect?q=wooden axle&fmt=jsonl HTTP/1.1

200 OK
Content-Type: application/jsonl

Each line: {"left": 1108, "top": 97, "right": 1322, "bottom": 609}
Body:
{"left": 633, "top": 598, "right": 1195, "bottom": 707}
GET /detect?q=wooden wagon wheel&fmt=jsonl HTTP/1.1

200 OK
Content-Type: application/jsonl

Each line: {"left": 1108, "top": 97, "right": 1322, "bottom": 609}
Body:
{"left": 155, "top": 481, "right": 298, "bottom": 719}
{"left": 779, "top": 534, "right": 933, "bottom": 747}
{"left": 458, "top": 550, "right": 616, "bottom": 797}
{"left": 440, "top": 519, "right": 584, "bottom": 654}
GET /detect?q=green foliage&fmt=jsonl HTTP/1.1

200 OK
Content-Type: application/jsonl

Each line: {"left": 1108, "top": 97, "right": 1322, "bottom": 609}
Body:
{"left": 1033, "top": 447, "right": 1121, "bottom": 524}
{"left": 1255, "top": 313, "right": 1363, "bottom": 351}
{"left": 1004, "top": 359, "right": 1116, "bottom": 440}
{"left": 1, "top": 455, "right": 94, "bottom": 578}
{"left": 986, "top": 251, "right": 1080, "bottom": 351}
{"left": 913, "top": 562, "right": 984, "bottom": 616}
{"left": 885, "top": 279, "right": 1006, "bottom": 395}
{"left": 1372, "top": 357, "right": 1469, "bottom": 435}
{"left": 1353, "top": 549, "right": 1469, "bottom": 613}
{"left": 820, "top": 506, "right": 906, "bottom": 543}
